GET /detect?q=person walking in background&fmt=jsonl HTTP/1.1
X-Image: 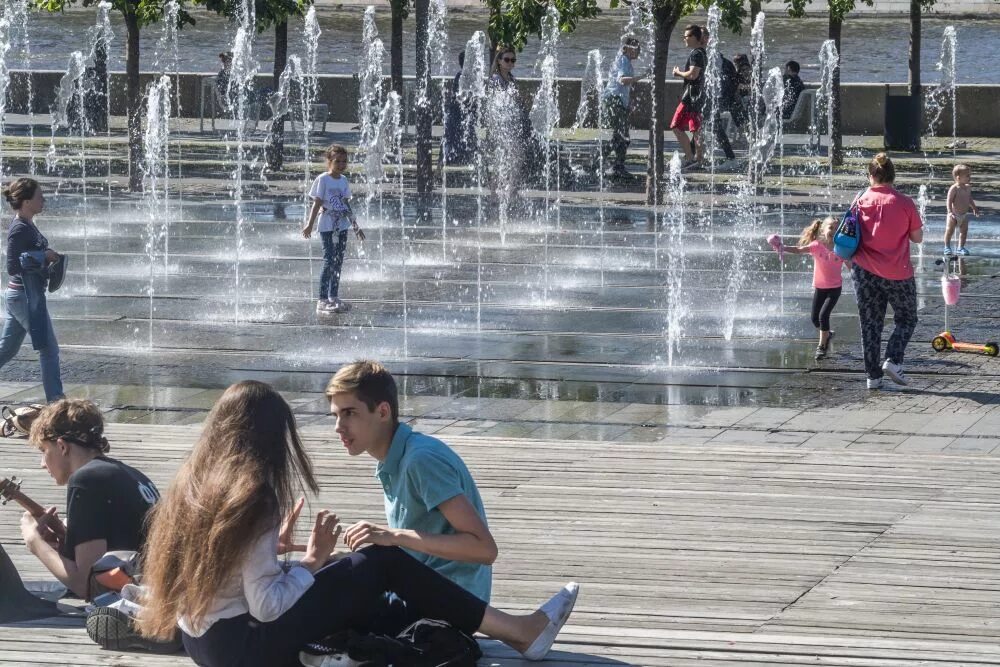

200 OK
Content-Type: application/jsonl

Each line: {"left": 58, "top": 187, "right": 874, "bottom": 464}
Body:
{"left": 0, "top": 178, "right": 64, "bottom": 402}
{"left": 443, "top": 50, "right": 477, "bottom": 165}
{"left": 851, "top": 153, "right": 923, "bottom": 390}
{"left": 782, "top": 60, "right": 805, "bottom": 120}
{"left": 697, "top": 26, "right": 743, "bottom": 164}
{"left": 671, "top": 25, "right": 706, "bottom": 169}
{"left": 601, "top": 35, "right": 641, "bottom": 180}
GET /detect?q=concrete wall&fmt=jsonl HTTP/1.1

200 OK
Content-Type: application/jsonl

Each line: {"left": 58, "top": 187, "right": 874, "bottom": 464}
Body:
{"left": 6, "top": 70, "right": 995, "bottom": 137}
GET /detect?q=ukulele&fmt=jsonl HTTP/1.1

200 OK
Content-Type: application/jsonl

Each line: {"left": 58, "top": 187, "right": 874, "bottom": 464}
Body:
{"left": 0, "top": 476, "right": 67, "bottom": 542}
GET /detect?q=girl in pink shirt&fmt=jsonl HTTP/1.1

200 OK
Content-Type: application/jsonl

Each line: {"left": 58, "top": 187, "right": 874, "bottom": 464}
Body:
{"left": 773, "top": 216, "right": 847, "bottom": 360}
{"left": 851, "top": 153, "right": 923, "bottom": 389}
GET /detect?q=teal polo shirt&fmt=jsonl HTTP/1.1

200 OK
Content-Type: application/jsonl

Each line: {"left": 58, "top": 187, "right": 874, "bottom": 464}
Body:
{"left": 376, "top": 423, "right": 492, "bottom": 602}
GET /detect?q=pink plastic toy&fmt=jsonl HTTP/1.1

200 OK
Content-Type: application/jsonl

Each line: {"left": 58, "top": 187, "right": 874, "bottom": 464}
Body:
{"left": 766, "top": 234, "right": 784, "bottom": 260}
{"left": 941, "top": 274, "right": 961, "bottom": 305}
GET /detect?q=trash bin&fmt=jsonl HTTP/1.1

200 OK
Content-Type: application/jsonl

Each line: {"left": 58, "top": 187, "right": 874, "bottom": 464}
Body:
{"left": 884, "top": 93, "right": 921, "bottom": 152}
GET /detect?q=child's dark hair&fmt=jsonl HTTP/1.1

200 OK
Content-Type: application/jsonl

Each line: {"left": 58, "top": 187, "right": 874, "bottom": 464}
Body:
{"left": 868, "top": 152, "right": 895, "bottom": 184}
{"left": 324, "top": 144, "right": 348, "bottom": 162}
{"left": 785, "top": 60, "right": 800, "bottom": 74}
{"left": 3, "top": 177, "right": 40, "bottom": 211}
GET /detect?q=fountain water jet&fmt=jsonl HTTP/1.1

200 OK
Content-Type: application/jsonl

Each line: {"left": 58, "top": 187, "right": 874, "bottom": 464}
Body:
{"left": 664, "top": 152, "right": 687, "bottom": 366}
{"left": 142, "top": 76, "right": 172, "bottom": 349}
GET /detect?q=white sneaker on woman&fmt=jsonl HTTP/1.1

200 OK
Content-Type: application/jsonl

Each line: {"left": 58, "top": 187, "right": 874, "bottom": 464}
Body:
{"left": 882, "top": 360, "right": 909, "bottom": 385}
{"left": 521, "top": 582, "right": 579, "bottom": 661}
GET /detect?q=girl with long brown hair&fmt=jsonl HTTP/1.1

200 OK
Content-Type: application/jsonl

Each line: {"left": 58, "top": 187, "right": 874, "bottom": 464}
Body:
{"left": 139, "top": 380, "right": 578, "bottom": 666}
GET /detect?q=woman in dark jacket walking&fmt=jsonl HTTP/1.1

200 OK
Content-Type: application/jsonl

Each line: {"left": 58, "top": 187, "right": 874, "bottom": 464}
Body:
{"left": 1, "top": 178, "right": 64, "bottom": 401}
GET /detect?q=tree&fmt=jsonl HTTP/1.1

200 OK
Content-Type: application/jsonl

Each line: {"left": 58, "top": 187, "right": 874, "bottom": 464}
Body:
{"left": 908, "top": 0, "right": 935, "bottom": 98}
{"left": 786, "top": 0, "right": 872, "bottom": 166}
{"left": 33, "top": 0, "right": 193, "bottom": 191}
{"left": 613, "top": 0, "right": 745, "bottom": 204}
{"left": 198, "top": 0, "right": 315, "bottom": 170}
{"left": 390, "top": 0, "right": 407, "bottom": 98}
{"left": 483, "top": 0, "right": 601, "bottom": 54}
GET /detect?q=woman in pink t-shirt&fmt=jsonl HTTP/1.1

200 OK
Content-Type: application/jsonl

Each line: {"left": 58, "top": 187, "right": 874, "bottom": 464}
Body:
{"left": 851, "top": 153, "right": 923, "bottom": 389}
{"left": 775, "top": 216, "right": 847, "bottom": 360}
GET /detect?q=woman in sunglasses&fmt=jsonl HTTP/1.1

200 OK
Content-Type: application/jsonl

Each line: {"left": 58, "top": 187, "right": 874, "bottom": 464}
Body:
{"left": 489, "top": 47, "right": 518, "bottom": 89}
{"left": 486, "top": 46, "right": 538, "bottom": 193}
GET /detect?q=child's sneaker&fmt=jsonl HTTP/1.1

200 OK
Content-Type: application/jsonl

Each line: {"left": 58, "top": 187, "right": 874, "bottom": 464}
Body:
{"left": 958, "top": 247, "right": 970, "bottom": 256}
{"left": 943, "top": 246, "right": 953, "bottom": 256}
{"left": 882, "top": 359, "right": 909, "bottom": 386}
{"left": 866, "top": 377, "right": 883, "bottom": 390}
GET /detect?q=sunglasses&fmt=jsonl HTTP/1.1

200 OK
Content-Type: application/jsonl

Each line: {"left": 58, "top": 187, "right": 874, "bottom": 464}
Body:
{"left": 502, "top": 57, "right": 516, "bottom": 63}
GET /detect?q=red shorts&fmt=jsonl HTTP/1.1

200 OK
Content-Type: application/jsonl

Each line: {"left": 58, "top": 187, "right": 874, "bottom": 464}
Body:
{"left": 670, "top": 103, "right": 702, "bottom": 132}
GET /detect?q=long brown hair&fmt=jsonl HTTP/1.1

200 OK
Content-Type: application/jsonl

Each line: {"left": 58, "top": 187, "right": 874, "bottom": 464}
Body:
{"left": 490, "top": 46, "right": 516, "bottom": 78}
{"left": 138, "top": 381, "right": 318, "bottom": 640}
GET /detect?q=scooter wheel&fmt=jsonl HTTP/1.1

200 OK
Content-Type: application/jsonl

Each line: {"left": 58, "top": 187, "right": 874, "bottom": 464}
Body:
{"left": 985, "top": 343, "right": 999, "bottom": 357}
{"left": 932, "top": 336, "right": 949, "bottom": 352}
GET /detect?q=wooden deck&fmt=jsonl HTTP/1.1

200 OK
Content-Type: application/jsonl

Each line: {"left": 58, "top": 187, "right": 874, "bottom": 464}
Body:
{"left": 2, "top": 422, "right": 1000, "bottom": 666}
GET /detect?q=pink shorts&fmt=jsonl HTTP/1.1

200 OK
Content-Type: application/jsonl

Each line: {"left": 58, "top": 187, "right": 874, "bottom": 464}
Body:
{"left": 670, "top": 103, "right": 702, "bottom": 132}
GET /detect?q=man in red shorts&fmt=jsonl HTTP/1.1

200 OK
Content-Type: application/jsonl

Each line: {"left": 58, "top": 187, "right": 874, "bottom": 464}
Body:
{"left": 671, "top": 24, "right": 706, "bottom": 168}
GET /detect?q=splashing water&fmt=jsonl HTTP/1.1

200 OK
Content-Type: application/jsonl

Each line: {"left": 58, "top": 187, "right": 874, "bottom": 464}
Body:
{"left": 813, "top": 40, "right": 838, "bottom": 208}
{"left": 226, "top": 0, "right": 260, "bottom": 322}
{"left": 723, "top": 67, "right": 785, "bottom": 341}
{"left": 702, "top": 3, "right": 722, "bottom": 177}
{"left": 1, "top": 0, "right": 34, "bottom": 175}
{"left": 142, "top": 76, "right": 172, "bottom": 349}
{"left": 926, "top": 26, "right": 957, "bottom": 151}
{"left": 748, "top": 13, "right": 766, "bottom": 152}
{"left": 90, "top": 2, "right": 113, "bottom": 203}
{"left": 664, "top": 152, "right": 688, "bottom": 366}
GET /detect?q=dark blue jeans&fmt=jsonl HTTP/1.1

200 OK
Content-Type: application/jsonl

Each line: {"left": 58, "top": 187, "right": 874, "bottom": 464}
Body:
{"left": 181, "top": 546, "right": 487, "bottom": 667}
{"left": 320, "top": 230, "right": 348, "bottom": 301}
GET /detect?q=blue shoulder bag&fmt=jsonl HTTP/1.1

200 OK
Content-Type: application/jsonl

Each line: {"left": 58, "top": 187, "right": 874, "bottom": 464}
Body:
{"left": 833, "top": 189, "right": 866, "bottom": 260}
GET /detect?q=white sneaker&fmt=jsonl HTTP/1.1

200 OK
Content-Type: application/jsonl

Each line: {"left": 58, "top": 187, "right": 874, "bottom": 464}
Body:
{"left": 522, "top": 582, "right": 579, "bottom": 661}
{"left": 867, "top": 377, "right": 883, "bottom": 390}
{"left": 316, "top": 299, "right": 332, "bottom": 313}
{"left": 882, "top": 359, "right": 909, "bottom": 385}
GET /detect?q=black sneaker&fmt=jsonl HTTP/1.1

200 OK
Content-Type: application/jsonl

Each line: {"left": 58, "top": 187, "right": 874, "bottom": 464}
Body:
{"left": 86, "top": 606, "right": 182, "bottom": 654}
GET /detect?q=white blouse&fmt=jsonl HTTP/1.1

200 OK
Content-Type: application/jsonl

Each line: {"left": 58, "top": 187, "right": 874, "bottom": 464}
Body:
{"left": 177, "top": 523, "right": 315, "bottom": 637}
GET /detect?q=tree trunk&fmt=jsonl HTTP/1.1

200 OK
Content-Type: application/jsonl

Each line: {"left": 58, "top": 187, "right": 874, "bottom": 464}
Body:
{"left": 414, "top": 0, "right": 432, "bottom": 193}
{"left": 266, "top": 21, "right": 288, "bottom": 172}
{"left": 125, "top": 10, "right": 142, "bottom": 192}
{"left": 646, "top": 6, "right": 678, "bottom": 205}
{"left": 908, "top": 0, "right": 921, "bottom": 97}
{"left": 829, "top": 15, "right": 844, "bottom": 167}
{"left": 750, "top": 0, "right": 762, "bottom": 26}
{"left": 390, "top": 0, "right": 405, "bottom": 98}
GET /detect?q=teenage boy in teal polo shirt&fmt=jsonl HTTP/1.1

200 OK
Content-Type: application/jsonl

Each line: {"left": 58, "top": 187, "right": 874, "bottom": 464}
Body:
{"left": 327, "top": 360, "right": 496, "bottom": 601}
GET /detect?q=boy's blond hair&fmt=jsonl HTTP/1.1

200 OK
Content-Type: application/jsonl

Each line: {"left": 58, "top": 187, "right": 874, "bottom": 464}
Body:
{"left": 326, "top": 360, "right": 399, "bottom": 422}
{"left": 952, "top": 164, "right": 971, "bottom": 180}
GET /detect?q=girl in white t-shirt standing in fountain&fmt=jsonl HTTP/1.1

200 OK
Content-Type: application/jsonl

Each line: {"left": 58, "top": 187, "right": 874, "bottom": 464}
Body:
{"left": 303, "top": 144, "right": 365, "bottom": 314}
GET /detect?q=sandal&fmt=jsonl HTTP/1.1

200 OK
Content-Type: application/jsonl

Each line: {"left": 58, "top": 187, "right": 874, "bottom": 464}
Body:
{"left": 1, "top": 404, "right": 45, "bottom": 438}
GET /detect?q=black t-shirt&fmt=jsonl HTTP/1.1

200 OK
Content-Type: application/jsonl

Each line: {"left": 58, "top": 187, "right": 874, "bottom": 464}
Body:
{"left": 60, "top": 456, "right": 160, "bottom": 560}
{"left": 681, "top": 47, "right": 707, "bottom": 110}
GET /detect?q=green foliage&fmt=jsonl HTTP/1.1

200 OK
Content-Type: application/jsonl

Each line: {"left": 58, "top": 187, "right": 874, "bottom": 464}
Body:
{"left": 197, "top": 0, "right": 314, "bottom": 32}
{"left": 32, "top": 0, "right": 194, "bottom": 29}
{"left": 484, "top": 0, "right": 602, "bottom": 51}
{"left": 784, "top": 0, "right": 875, "bottom": 21}
{"left": 609, "top": 0, "right": 746, "bottom": 34}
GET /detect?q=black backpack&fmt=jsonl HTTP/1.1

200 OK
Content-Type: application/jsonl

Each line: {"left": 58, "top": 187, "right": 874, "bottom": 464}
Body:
{"left": 301, "top": 618, "right": 482, "bottom": 667}
{"left": 719, "top": 54, "right": 738, "bottom": 101}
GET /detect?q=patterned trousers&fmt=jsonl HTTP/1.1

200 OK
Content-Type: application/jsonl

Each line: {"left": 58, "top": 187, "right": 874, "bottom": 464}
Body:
{"left": 851, "top": 264, "right": 918, "bottom": 379}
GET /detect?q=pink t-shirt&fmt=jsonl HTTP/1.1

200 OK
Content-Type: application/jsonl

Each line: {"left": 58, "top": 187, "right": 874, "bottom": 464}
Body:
{"left": 808, "top": 240, "right": 845, "bottom": 289}
{"left": 852, "top": 185, "right": 922, "bottom": 280}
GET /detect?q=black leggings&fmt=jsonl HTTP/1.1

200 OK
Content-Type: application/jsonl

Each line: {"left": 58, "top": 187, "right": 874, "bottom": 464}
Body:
{"left": 182, "top": 546, "right": 488, "bottom": 667}
{"left": 811, "top": 286, "right": 842, "bottom": 332}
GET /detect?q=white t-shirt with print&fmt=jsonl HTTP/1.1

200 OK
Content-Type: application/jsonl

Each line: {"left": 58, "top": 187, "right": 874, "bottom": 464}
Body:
{"left": 309, "top": 173, "right": 352, "bottom": 233}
